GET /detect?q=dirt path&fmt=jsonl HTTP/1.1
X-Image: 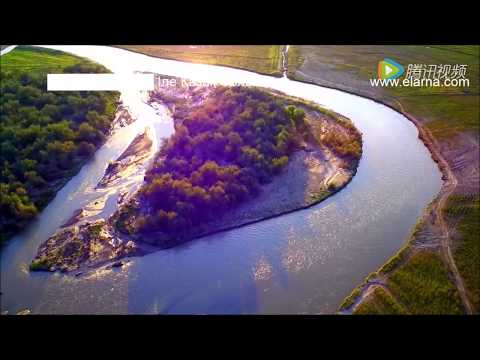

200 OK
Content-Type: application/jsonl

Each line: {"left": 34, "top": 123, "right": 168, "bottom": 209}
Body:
{"left": 394, "top": 99, "right": 474, "bottom": 314}
{"left": 435, "top": 155, "right": 474, "bottom": 314}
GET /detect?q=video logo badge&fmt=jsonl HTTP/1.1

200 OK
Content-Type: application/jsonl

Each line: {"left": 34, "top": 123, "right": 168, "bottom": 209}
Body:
{"left": 378, "top": 58, "right": 404, "bottom": 80}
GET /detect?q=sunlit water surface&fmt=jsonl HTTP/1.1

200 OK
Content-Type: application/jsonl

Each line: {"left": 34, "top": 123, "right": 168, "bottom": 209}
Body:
{"left": 0, "top": 46, "right": 442, "bottom": 314}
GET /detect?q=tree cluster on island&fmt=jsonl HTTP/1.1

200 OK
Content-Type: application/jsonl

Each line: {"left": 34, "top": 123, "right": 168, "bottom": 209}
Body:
{"left": 116, "top": 86, "right": 312, "bottom": 235}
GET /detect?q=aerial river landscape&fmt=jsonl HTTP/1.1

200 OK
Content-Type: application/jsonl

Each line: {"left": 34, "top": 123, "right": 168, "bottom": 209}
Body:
{"left": 0, "top": 45, "right": 442, "bottom": 314}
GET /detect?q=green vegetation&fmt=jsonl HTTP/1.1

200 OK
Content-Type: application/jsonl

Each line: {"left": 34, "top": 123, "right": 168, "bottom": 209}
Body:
{"left": 338, "top": 272, "right": 377, "bottom": 311}
{"left": 1, "top": 46, "right": 81, "bottom": 73}
{"left": 446, "top": 195, "right": 480, "bottom": 310}
{"left": 116, "top": 86, "right": 311, "bottom": 235}
{"left": 322, "top": 129, "right": 361, "bottom": 160}
{"left": 310, "top": 189, "right": 330, "bottom": 202}
{"left": 29, "top": 256, "right": 52, "bottom": 271}
{"left": 349, "top": 251, "right": 464, "bottom": 314}
{"left": 0, "top": 46, "right": 119, "bottom": 243}
{"left": 118, "top": 45, "right": 283, "bottom": 76}
{"left": 88, "top": 223, "right": 103, "bottom": 238}
{"left": 387, "top": 251, "right": 464, "bottom": 314}
{"left": 60, "top": 238, "right": 84, "bottom": 258}
{"left": 378, "top": 246, "right": 409, "bottom": 275}
{"left": 339, "top": 287, "right": 362, "bottom": 310}
{"left": 354, "top": 287, "right": 407, "bottom": 315}
{"left": 377, "top": 217, "right": 427, "bottom": 275}
{"left": 30, "top": 235, "right": 85, "bottom": 272}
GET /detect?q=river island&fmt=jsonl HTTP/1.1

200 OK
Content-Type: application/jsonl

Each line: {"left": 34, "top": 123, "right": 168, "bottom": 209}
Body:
{"left": 30, "top": 74, "right": 362, "bottom": 273}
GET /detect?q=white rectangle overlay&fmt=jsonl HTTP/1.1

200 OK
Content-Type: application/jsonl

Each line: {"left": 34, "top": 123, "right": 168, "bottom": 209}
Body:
{"left": 47, "top": 73, "right": 154, "bottom": 91}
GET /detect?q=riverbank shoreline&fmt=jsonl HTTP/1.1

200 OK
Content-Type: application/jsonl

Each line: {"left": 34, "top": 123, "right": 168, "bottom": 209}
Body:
{"left": 123, "top": 171, "right": 356, "bottom": 252}
{"left": 112, "top": 46, "right": 285, "bottom": 78}
{"left": 273, "top": 75, "right": 471, "bottom": 313}
{"left": 128, "top": 146, "right": 360, "bottom": 252}
{"left": 291, "top": 75, "right": 475, "bottom": 314}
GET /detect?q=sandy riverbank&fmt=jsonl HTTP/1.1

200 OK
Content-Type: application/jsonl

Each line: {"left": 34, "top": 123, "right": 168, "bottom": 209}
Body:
{"left": 96, "top": 127, "right": 153, "bottom": 189}
{"left": 30, "top": 114, "right": 154, "bottom": 273}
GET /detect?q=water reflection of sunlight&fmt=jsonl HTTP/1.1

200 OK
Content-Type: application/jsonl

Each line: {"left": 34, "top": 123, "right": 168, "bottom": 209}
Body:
{"left": 281, "top": 226, "right": 310, "bottom": 273}
{"left": 252, "top": 256, "right": 273, "bottom": 281}
{"left": 281, "top": 222, "right": 337, "bottom": 274}
{"left": 19, "top": 262, "right": 30, "bottom": 276}
{"left": 82, "top": 260, "right": 132, "bottom": 281}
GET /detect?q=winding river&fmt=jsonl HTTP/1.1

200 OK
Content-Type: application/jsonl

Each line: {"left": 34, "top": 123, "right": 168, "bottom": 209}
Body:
{"left": 0, "top": 46, "right": 442, "bottom": 314}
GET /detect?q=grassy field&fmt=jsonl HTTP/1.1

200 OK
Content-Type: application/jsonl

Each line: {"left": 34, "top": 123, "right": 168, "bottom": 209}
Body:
{"left": 287, "top": 45, "right": 479, "bottom": 139}
{"left": 1, "top": 46, "right": 86, "bottom": 73}
{"left": 387, "top": 251, "right": 464, "bottom": 314}
{"left": 353, "top": 251, "right": 464, "bottom": 314}
{"left": 285, "top": 45, "right": 479, "bottom": 314}
{"left": 446, "top": 195, "right": 480, "bottom": 310}
{"left": 118, "top": 45, "right": 284, "bottom": 76}
{"left": 353, "top": 287, "right": 407, "bottom": 315}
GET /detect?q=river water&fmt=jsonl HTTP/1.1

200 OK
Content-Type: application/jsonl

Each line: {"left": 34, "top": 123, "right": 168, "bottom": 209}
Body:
{"left": 0, "top": 46, "right": 442, "bottom": 314}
